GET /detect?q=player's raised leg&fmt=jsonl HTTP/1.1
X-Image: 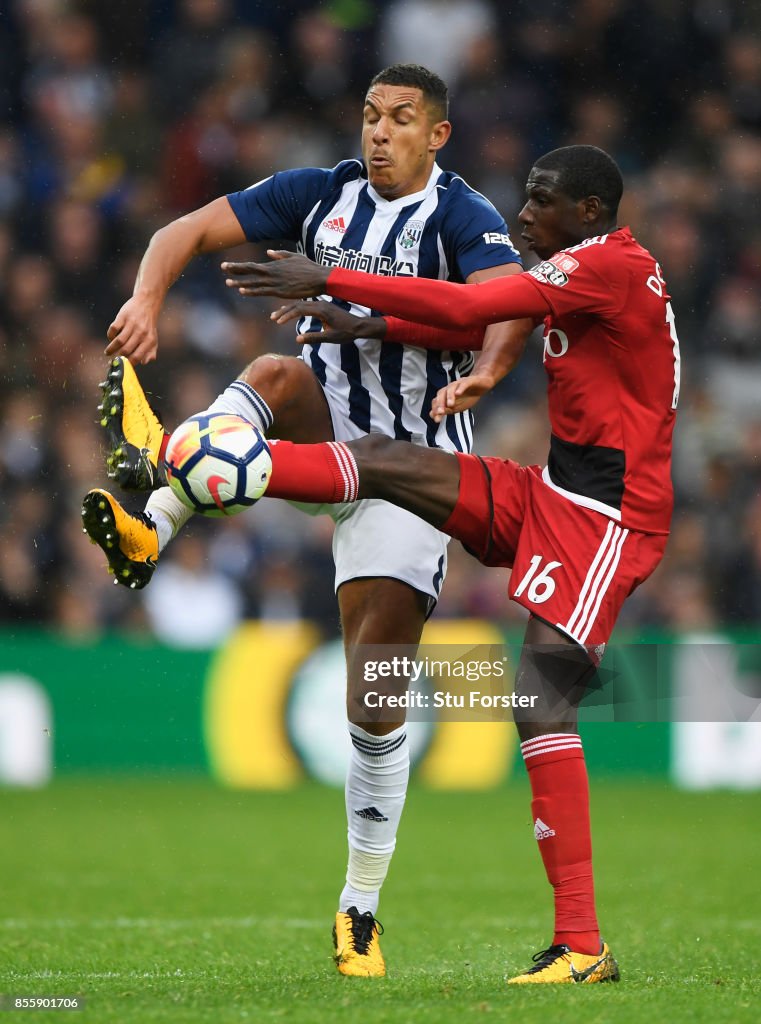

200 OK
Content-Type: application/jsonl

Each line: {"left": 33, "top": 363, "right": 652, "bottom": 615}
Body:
{"left": 84, "top": 355, "right": 334, "bottom": 583}
{"left": 144, "top": 354, "right": 333, "bottom": 550}
{"left": 264, "top": 434, "right": 461, "bottom": 529}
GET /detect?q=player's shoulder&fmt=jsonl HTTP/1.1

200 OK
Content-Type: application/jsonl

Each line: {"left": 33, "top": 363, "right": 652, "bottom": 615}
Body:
{"left": 615, "top": 227, "right": 657, "bottom": 266}
{"left": 433, "top": 168, "right": 509, "bottom": 241}
{"left": 555, "top": 227, "right": 643, "bottom": 274}
{"left": 245, "top": 159, "right": 365, "bottom": 194}
{"left": 434, "top": 168, "right": 500, "bottom": 212}
{"left": 565, "top": 227, "right": 641, "bottom": 260}
{"left": 528, "top": 229, "right": 639, "bottom": 292}
{"left": 294, "top": 158, "right": 366, "bottom": 202}
{"left": 305, "top": 157, "right": 366, "bottom": 193}
{"left": 324, "top": 158, "right": 367, "bottom": 188}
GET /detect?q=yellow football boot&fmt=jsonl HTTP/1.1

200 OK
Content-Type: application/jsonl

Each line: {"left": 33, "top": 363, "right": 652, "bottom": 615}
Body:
{"left": 333, "top": 907, "right": 386, "bottom": 977}
{"left": 507, "top": 942, "right": 619, "bottom": 984}
{"left": 81, "top": 488, "right": 159, "bottom": 589}
{"left": 98, "top": 356, "right": 167, "bottom": 490}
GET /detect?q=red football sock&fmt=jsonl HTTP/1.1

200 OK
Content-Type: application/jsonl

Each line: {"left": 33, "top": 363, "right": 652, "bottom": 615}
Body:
{"left": 521, "top": 733, "right": 600, "bottom": 955}
{"left": 266, "top": 440, "right": 359, "bottom": 503}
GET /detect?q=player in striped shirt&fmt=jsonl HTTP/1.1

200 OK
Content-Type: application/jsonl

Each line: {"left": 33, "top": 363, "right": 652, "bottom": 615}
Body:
{"left": 83, "top": 64, "right": 530, "bottom": 976}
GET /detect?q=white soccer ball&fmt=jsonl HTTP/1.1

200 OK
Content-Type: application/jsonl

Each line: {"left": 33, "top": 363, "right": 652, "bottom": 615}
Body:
{"left": 164, "top": 413, "right": 272, "bottom": 517}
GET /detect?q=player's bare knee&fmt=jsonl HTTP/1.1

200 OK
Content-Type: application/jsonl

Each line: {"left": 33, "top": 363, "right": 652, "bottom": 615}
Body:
{"left": 350, "top": 435, "right": 401, "bottom": 480}
{"left": 239, "top": 354, "right": 306, "bottom": 404}
{"left": 352, "top": 434, "right": 397, "bottom": 457}
{"left": 346, "top": 675, "right": 407, "bottom": 734}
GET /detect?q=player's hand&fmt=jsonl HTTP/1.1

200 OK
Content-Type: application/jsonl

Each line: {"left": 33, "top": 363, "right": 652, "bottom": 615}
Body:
{"left": 105, "top": 294, "right": 160, "bottom": 365}
{"left": 222, "top": 250, "right": 330, "bottom": 298}
{"left": 271, "top": 300, "right": 386, "bottom": 344}
{"left": 431, "top": 374, "right": 495, "bottom": 422}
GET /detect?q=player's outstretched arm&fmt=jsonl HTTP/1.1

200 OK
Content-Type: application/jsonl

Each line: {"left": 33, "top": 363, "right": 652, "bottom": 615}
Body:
{"left": 326, "top": 265, "right": 550, "bottom": 329}
{"left": 107, "top": 197, "right": 246, "bottom": 365}
{"left": 225, "top": 251, "right": 550, "bottom": 329}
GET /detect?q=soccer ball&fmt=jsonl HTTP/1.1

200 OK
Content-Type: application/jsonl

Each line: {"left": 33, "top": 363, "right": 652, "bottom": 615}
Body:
{"left": 164, "top": 413, "right": 272, "bottom": 517}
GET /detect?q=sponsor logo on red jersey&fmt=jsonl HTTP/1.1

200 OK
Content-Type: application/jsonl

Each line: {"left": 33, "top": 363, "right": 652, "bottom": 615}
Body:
{"left": 553, "top": 253, "right": 580, "bottom": 274}
{"left": 529, "top": 260, "right": 573, "bottom": 287}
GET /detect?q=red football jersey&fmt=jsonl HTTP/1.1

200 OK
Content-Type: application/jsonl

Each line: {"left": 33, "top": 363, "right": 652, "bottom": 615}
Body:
{"left": 329, "top": 226, "right": 680, "bottom": 535}
{"left": 522, "top": 228, "right": 678, "bottom": 535}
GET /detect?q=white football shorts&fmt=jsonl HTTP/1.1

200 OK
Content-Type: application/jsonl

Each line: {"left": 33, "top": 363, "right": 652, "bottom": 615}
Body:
{"left": 290, "top": 390, "right": 450, "bottom": 604}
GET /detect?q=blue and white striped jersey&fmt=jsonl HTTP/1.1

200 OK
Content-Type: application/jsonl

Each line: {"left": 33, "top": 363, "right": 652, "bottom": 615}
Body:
{"left": 227, "top": 159, "right": 521, "bottom": 452}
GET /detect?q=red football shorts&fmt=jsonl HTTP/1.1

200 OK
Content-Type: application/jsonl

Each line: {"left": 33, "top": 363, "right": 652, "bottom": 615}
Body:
{"left": 443, "top": 454, "right": 667, "bottom": 661}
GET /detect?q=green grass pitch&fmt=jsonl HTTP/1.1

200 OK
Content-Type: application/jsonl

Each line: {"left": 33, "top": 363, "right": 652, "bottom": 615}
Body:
{"left": 1, "top": 777, "right": 759, "bottom": 1023}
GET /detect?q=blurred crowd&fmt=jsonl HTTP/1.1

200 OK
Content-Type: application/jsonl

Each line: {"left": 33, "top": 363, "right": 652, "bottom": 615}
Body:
{"left": 2, "top": 0, "right": 761, "bottom": 646}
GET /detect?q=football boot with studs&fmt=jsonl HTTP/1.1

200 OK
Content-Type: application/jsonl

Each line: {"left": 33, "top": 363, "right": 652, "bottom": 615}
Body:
{"left": 81, "top": 488, "right": 159, "bottom": 589}
{"left": 98, "top": 356, "right": 168, "bottom": 491}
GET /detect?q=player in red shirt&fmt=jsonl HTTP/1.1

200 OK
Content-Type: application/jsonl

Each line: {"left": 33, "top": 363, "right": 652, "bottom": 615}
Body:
{"left": 211, "top": 145, "right": 679, "bottom": 983}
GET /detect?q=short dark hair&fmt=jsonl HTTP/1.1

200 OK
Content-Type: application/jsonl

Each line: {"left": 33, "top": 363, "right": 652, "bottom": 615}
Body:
{"left": 368, "top": 63, "right": 449, "bottom": 121}
{"left": 534, "top": 145, "right": 623, "bottom": 215}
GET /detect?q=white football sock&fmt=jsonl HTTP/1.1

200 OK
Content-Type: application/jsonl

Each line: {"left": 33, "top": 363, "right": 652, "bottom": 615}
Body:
{"left": 145, "top": 379, "right": 274, "bottom": 554}
{"left": 145, "top": 487, "right": 194, "bottom": 553}
{"left": 339, "top": 851, "right": 389, "bottom": 916}
{"left": 340, "top": 722, "right": 409, "bottom": 915}
{"left": 205, "top": 379, "right": 273, "bottom": 433}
